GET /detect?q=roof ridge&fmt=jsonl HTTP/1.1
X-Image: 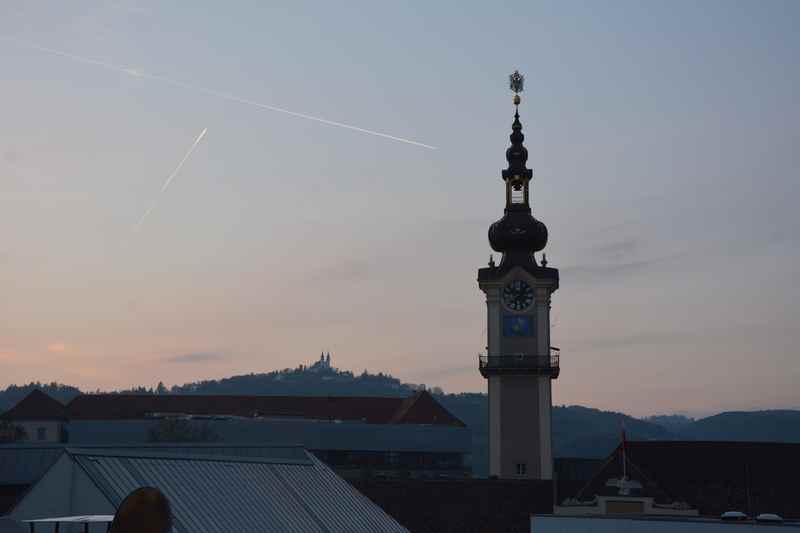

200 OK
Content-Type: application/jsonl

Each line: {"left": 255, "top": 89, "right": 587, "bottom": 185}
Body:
{"left": 59, "top": 391, "right": 461, "bottom": 426}
{"left": 388, "top": 391, "right": 424, "bottom": 424}
{"left": 1, "top": 389, "right": 68, "bottom": 420}
{"left": 574, "top": 443, "right": 686, "bottom": 505}
{"left": 66, "top": 447, "right": 313, "bottom": 465}
{"left": 70, "top": 393, "right": 406, "bottom": 399}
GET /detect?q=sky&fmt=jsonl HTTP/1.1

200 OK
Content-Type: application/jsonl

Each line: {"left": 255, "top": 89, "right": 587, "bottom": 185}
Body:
{"left": 1, "top": 1, "right": 798, "bottom": 417}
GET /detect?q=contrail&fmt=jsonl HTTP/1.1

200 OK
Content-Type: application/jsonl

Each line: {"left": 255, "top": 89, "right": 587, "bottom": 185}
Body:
{"left": 161, "top": 127, "right": 207, "bottom": 193}
{"left": 7, "top": 40, "right": 436, "bottom": 150}
{"left": 134, "top": 202, "right": 158, "bottom": 232}
{"left": 134, "top": 128, "right": 208, "bottom": 231}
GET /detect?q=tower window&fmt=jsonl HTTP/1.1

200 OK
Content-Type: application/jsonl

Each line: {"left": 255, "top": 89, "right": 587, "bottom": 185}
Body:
{"left": 510, "top": 186, "right": 525, "bottom": 204}
{"left": 516, "top": 463, "right": 527, "bottom": 476}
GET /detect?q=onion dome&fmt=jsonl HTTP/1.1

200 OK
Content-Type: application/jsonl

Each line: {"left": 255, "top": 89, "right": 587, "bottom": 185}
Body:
{"left": 488, "top": 210, "right": 548, "bottom": 253}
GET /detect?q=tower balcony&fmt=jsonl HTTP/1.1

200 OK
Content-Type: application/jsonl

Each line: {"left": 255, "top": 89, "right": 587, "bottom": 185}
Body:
{"left": 478, "top": 348, "right": 560, "bottom": 379}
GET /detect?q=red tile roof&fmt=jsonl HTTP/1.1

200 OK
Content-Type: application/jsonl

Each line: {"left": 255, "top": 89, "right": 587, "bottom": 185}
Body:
{"left": 1, "top": 390, "right": 464, "bottom": 427}
{"left": 0, "top": 390, "right": 68, "bottom": 421}
{"left": 389, "top": 390, "right": 458, "bottom": 425}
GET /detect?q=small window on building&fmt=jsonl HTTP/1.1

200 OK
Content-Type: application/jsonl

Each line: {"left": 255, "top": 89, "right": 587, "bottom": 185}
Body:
{"left": 516, "top": 463, "right": 527, "bottom": 476}
{"left": 36, "top": 427, "right": 47, "bottom": 441}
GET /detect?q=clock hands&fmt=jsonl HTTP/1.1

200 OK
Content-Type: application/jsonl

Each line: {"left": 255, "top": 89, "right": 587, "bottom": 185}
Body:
{"left": 503, "top": 280, "right": 534, "bottom": 311}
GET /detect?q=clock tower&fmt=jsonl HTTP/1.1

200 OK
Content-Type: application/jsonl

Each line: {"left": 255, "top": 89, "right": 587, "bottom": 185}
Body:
{"left": 478, "top": 71, "right": 559, "bottom": 480}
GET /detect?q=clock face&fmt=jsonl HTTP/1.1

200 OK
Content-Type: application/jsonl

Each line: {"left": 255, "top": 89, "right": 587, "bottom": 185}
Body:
{"left": 503, "top": 279, "right": 534, "bottom": 311}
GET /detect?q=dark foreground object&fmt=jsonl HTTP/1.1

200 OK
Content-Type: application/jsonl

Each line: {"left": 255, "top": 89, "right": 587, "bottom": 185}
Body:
{"left": 109, "top": 487, "right": 172, "bottom": 533}
{"left": 350, "top": 478, "right": 553, "bottom": 533}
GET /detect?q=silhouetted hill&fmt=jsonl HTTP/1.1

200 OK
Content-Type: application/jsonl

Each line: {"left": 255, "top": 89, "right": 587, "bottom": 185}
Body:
{"left": 3, "top": 363, "right": 799, "bottom": 477}
{"left": 644, "top": 414, "right": 695, "bottom": 432}
{"left": 680, "top": 410, "right": 800, "bottom": 442}
{"left": 553, "top": 405, "right": 672, "bottom": 458}
{"left": 438, "top": 399, "right": 673, "bottom": 476}
{"left": 168, "top": 363, "right": 417, "bottom": 397}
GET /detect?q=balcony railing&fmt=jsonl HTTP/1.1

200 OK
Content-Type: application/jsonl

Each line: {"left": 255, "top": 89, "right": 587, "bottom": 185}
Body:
{"left": 478, "top": 348, "right": 560, "bottom": 378}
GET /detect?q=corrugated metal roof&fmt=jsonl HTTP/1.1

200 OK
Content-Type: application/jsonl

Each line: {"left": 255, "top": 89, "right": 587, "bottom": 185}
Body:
{"left": 65, "top": 444, "right": 310, "bottom": 463}
{"left": 69, "top": 448, "right": 408, "bottom": 533}
{"left": 0, "top": 445, "right": 312, "bottom": 486}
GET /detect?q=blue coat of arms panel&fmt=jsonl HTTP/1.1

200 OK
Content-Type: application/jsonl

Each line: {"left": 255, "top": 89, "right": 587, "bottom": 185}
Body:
{"left": 503, "top": 315, "right": 534, "bottom": 337}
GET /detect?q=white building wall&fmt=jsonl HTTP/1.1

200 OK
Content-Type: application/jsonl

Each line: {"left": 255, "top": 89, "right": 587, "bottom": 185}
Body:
{"left": 10, "top": 454, "right": 114, "bottom": 532}
{"left": 532, "top": 516, "right": 800, "bottom": 533}
{"left": 538, "top": 376, "right": 552, "bottom": 479}
{"left": 17, "top": 421, "right": 61, "bottom": 443}
{"left": 10, "top": 454, "right": 73, "bottom": 520}
{"left": 486, "top": 286, "right": 502, "bottom": 356}
{"left": 488, "top": 376, "right": 501, "bottom": 476}
{"left": 555, "top": 496, "right": 698, "bottom": 517}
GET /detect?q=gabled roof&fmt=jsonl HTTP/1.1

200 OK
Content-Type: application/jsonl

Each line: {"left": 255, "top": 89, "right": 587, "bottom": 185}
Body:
{"left": 572, "top": 445, "right": 676, "bottom": 503}
{"left": 65, "top": 447, "right": 408, "bottom": 533}
{"left": 0, "top": 390, "right": 67, "bottom": 421}
{"left": 389, "top": 390, "right": 463, "bottom": 426}
{"left": 63, "top": 390, "right": 465, "bottom": 427}
{"left": 566, "top": 440, "right": 800, "bottom": 518}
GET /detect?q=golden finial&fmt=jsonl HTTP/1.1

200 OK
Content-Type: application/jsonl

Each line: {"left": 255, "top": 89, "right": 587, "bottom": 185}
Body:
{"left": 509, "top": 70, "right": 524, "bottom": 106}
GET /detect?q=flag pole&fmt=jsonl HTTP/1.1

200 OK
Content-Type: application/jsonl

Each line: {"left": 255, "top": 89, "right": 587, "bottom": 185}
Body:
{"left": 621, "top": 421, "right": 627, "bottom": 481}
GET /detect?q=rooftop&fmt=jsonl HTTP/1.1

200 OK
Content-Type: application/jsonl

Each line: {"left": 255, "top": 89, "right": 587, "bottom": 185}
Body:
{"left": 72, "top": 447, "right": 408, "bottom": 533}
{"left": 2, "top": 389, "right": 465, "bottom": 427}
{"left": 11, "top": 446, "right": 409, "bottom": 533}
{"left": 0, "top": 390, "right": 68, "bottom": 421}
{"left": 0, "top": 444, "right": 315, "bottom": 516}
{"left": 567, "top": 440, "right": 800, "bottom": 519}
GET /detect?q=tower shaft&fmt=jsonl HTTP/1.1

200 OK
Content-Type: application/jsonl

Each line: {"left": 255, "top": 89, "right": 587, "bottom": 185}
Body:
{"left": 477, "top": 72, "right": 559, "bottom": 480}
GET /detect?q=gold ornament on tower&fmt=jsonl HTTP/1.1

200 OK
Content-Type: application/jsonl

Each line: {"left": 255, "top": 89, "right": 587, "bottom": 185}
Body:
{"left": 509, "top": 70, "right": 524, "bottom": 106}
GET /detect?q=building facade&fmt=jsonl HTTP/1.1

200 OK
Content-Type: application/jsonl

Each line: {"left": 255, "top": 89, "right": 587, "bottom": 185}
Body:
{"left": 533, "top": 515, "right": 800, "bottom": 533}
{"left": 0, "top": 390, "right": 67, "bottom": 444}
{"left": 558, "top": 440, "right": 800, "bottom": 520}
{"left": 478, "top": 71, "right": 560, "bottom": 480}
{"left": 1, "top": 390, "right": 471, "bottom": 481}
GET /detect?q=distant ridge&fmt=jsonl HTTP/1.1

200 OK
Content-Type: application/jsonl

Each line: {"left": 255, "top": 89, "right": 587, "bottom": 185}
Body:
{"left": 2, "top": 361, "right": 798, "bottom": 477}
{"left": 679, "top": 410, "right": 800, "bottom": 442}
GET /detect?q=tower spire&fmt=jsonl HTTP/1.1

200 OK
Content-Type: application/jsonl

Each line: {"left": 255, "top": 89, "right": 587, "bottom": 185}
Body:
{"left": 503, "top": 70, "right": 532, "bottom": 186}
{"left": 488, "top": 70, "right": 548, "bottom": 269}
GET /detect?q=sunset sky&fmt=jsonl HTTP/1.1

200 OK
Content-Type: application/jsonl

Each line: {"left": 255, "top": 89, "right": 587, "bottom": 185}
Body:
{"left": 1, "top": 1, "right": 798, "bottom": 417}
